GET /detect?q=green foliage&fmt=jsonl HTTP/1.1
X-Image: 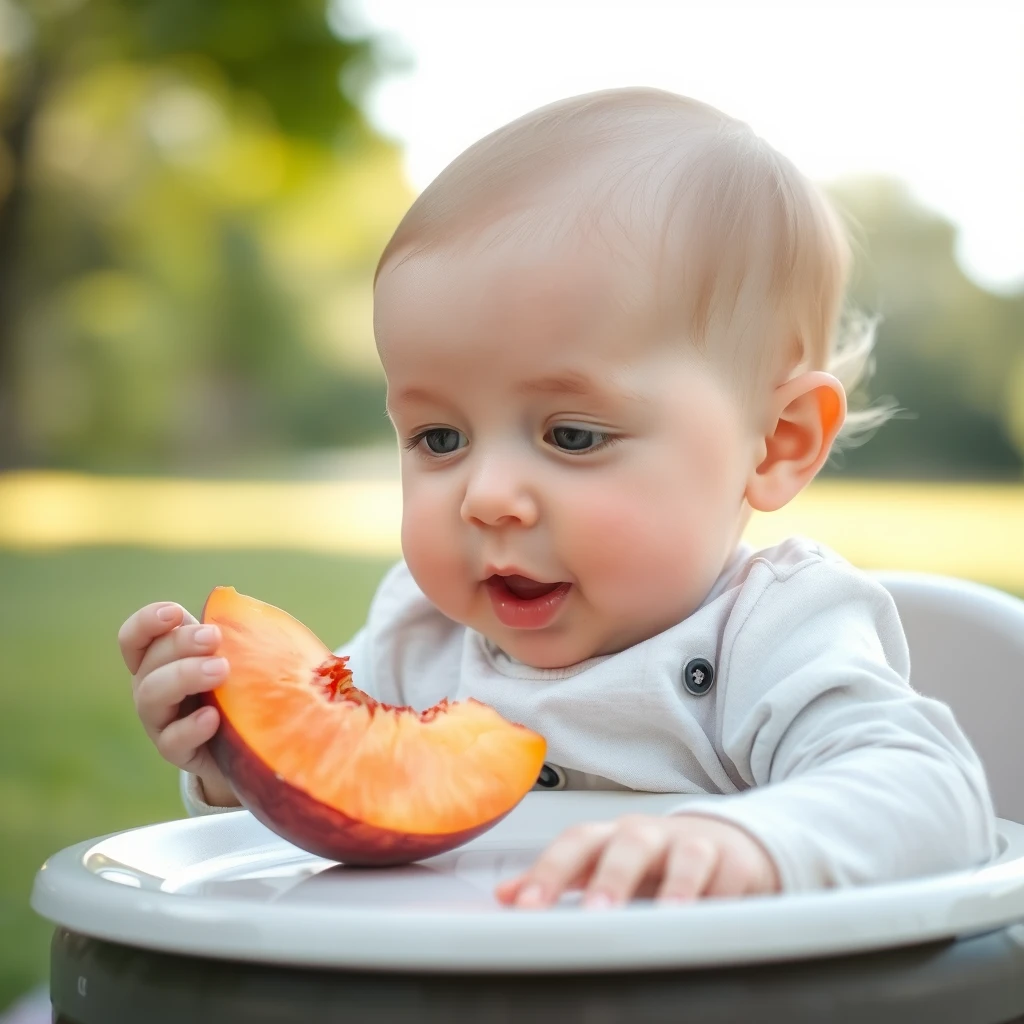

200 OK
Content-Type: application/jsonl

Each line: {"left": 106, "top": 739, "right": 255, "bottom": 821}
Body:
{"left": 0, "top": 4, "right": 1021, "bottom": 477}
{"left": 0, "top": 545, "right": 393, "bottom": 1012}
{"left": 0, "top": 0, "right": 408, "bottom": 471}
{"left": 825, "top": 179, "right": 1024, "bottom": 478}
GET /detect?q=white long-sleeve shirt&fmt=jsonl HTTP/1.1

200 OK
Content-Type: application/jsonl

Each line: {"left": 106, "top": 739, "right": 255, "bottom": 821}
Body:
{"left": 182, "top": 536, "right": 997, "bottom": 892}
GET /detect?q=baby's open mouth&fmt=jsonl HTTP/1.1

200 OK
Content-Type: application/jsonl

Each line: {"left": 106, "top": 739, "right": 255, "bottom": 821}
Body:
{"left": 487, "top": 574, "right": 565, "bottom": 600}
{"left": 484, "top": 574, "right": 573, "bottom": 629}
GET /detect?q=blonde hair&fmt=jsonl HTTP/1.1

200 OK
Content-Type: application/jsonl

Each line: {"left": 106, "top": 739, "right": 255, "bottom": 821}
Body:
{"left": 377, "top": 88, "right": 893, "bottom": 446}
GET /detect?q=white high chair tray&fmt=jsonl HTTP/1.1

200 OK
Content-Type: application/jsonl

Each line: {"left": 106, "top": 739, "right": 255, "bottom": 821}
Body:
{"left": 32, "top": 792, "right": 1024, "bottom": 973}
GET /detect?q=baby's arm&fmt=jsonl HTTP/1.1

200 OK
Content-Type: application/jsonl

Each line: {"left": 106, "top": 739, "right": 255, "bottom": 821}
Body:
{"left": 678, "top": 558, "right": 998, "bottom": 892}
{"left": 500, "top": 558, "right": 997, "bottom": 908}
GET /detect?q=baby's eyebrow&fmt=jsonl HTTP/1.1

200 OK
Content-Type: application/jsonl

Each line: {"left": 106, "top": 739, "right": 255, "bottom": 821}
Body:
{"left": 518, "top": 372, "right": 647, "bottom": 405}
{"left": 390, "top": 373, "right": 647, "bottom": 408}
{"left": 390, "top": 386, "right": 438, "bottom": 406}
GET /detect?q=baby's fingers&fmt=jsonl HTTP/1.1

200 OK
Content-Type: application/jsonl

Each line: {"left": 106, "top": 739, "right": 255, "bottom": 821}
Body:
{"left": 656, "top": 837, "right": 719, "bottom": 903}
{"left": 581, "top": 819, "right": 673, "bottom": 908}
{"left": 155, "top": 705, "right": 221, "bottom": 773}
{"left": 135, "top": 655, "right": 229, "bottom": 735}
{"left": 134, "top": 622, "right": 222, "bottom": 691}
{"left": 119, "top": 602, "right": 198, "bottom": 674}
{"left": 497, "top": 822, "right": 615, "bottom": 909}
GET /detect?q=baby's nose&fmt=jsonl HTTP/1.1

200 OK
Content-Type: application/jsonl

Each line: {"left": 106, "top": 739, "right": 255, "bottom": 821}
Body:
{"left": 460, "top": 459, "right": 539, "bottom": 528}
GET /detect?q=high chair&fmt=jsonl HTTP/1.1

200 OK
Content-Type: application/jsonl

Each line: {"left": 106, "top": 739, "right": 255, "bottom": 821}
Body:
{"left": 869, "top": 571, "right": 1024, "bottom": 825}
{"left": 32, "top": 573, "right": 1024, "bottom": 1024}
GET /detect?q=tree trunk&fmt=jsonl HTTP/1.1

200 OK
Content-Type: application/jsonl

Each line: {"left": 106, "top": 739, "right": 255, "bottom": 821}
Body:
{"left": 0, "top": 59, "right": 44, "bottom": 469}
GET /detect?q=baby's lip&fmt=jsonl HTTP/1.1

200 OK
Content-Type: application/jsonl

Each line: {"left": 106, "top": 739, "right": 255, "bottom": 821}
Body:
{"left": 483, "top": 567, "right": 571, "bottom": 601}
{"left": 482, "top": 565, "right": 558, "bottom": 585}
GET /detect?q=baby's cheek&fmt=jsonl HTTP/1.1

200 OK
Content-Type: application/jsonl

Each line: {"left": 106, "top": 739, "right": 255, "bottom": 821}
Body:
{"left": 401, "top": 494, "right": 466, "bottom": 620}
{"left": 564, "top": 485, "right": 708, "bottom": 608}
{"left": 566, "top": 495, "right": 672, "bottom": 578}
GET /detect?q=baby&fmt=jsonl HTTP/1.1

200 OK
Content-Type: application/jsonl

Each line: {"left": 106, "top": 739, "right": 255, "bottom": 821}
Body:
{"left": 119, "top": 88, "right": 996, "bottom": 909}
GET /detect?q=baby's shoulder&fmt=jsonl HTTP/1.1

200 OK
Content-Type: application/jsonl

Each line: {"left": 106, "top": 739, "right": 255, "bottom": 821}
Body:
{"left": 708, "top": 536, "right": 912, "bottom": 699}
{"left": 722, "top": 535, "right": 858, "bottom": 591}
{"left": 712, "top": 536, "right": 906, "bottom": 663}
{"left": 741, "top": 534, "right": 844, "bottom": 578}
{"left": 715, "top": 535, "right": 896, "bottom": 626}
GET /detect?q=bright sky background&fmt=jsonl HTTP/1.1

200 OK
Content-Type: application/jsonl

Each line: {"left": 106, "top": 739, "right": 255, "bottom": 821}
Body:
{"left": 341, "top": 0, "right": 1024, "bottom": 294}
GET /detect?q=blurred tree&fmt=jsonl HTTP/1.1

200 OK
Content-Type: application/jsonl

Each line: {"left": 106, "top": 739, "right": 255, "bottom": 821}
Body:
{"left": 824, "top": 178, "right": 1024, "bottom": 479}
{"left": 0, "top": 0, "right": 410, "bottom": 471}
{"left": 1, "top": 6, "right": 1021, "bottom": 479}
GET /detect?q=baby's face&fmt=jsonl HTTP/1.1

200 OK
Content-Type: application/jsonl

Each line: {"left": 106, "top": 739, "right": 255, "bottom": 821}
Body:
{"left": 375, "top": 239, "right": 759, "bottom": 668}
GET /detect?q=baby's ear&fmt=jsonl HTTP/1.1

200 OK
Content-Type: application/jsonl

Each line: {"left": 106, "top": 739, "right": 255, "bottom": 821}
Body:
{"left": 744, "top": 371, "right": 846, "bottom": 514}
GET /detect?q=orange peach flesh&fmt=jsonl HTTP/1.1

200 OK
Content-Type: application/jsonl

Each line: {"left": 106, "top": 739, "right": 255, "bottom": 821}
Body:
{"left": 200, "top": 586, "right": 546, "bottom": 851}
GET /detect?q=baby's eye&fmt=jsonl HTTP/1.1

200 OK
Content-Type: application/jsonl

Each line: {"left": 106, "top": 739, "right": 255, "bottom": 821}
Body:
{"left": 546, "top": 425, "right": 610, "bottom": 453}
{"left": 412, "top": 428, "right": 467, "bottom": 455}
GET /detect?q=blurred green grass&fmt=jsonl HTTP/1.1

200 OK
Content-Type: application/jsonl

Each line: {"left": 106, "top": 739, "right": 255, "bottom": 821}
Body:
{"left": 0, "top": 547, "right": 392, "bottom": 1012}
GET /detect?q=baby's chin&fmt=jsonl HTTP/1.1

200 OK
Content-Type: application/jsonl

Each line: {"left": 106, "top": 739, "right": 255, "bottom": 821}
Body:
{"left": 480, "top": 620, "right": 629, "bottom": 670}
{"left": 449, "top": 586, "right": 669, "bottom": 669}
{"left": 480, "top": 603, "right": 703, "bottom": 668}
{"left": 490, "top": 634, "right": 597, "bottom": 670}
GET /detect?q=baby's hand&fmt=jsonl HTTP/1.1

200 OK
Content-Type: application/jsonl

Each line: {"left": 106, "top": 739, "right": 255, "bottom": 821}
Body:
{"left": 495, "top": 814, "right": 780, "bottom": 909}
{"left": 118, "top": 602, "right": 237, "bottom": 807}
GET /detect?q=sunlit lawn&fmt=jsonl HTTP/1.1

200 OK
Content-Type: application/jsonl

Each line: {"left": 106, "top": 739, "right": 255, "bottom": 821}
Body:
{"left": 3, "top": 474, "right": 1024, "bottom": 1011}
{"left": 3, "top": 472, "right": 1024, "bottom": 590}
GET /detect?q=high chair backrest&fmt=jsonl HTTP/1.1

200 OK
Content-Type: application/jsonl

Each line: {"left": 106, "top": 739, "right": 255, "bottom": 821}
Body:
{"left": 872, "top": 572, "right": 1024, "bottom": 824}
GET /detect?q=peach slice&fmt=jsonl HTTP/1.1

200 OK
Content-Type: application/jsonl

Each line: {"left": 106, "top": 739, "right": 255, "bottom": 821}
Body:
{"left": 200, "top": 586, "right": 546, "bottom": 866}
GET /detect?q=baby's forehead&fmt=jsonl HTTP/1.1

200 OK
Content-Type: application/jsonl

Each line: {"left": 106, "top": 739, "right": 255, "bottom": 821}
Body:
{"left": 376, "top": 152, "right": 704, "bottom": 340}
{"left": 376, "top": 120, "right": 790, "bottom": 342}
{"left": 374, "top": 223, "right": 661, "bottom": 364}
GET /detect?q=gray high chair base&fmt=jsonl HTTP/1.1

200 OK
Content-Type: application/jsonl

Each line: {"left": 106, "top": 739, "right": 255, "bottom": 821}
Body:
{"left": 46, "top": 924, "right": 1024, "bottom": 1024}
{"left": 40, "top": 574, "right": 1024, "bottom": 1022}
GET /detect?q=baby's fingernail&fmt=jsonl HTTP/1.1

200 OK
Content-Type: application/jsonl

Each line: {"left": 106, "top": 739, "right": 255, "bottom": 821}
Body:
{"left": 202, "top": 657, "right": 228, "bottom": 677}
{"left": 516, "top": 884, "right": 545, "bottom": 907}
{"left": 195, "top": 626, "right": 218, "bottom": 646}
{"left": 157, "top": 605, "right": 178, "bottom": 622}
{"left": 583, "top": 891, "right": 614, "bottom": 910}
